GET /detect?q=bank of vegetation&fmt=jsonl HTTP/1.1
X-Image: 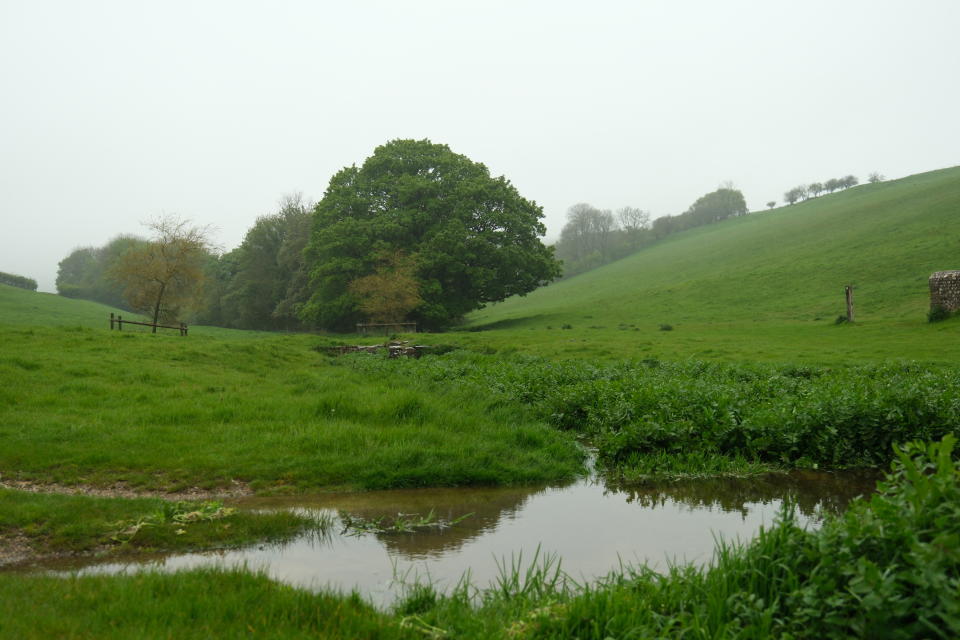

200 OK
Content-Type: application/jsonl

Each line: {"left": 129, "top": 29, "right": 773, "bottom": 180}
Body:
{"left": 345, "top": 350, "right": 960, "bottom": 480}
{"left": 3, "top": 437, "right": 956, "bottom": 639}
{"left": 0, "top": 270, "right": 37, "bottom": 292}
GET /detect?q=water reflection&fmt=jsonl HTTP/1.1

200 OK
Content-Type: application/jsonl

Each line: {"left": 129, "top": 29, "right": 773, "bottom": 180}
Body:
{"left": 21, "top": 470, "right": 880, "bottom": 606}
{"left": 239, "top": 485, "right": 544, "bottom": 560}
{"left": 609, "top": 470, "right": 880, "bottom": 519}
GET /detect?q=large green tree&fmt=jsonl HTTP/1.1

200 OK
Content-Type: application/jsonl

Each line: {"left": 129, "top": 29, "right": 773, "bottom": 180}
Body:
{"left": 301, "top": 139, "right": 561, "bottom": 330}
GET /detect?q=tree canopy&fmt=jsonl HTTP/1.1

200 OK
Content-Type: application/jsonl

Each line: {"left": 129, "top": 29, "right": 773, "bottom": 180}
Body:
{"left": 300, "top": 139, "right": 560, "bottom": 330}
{"left": 211, "top": 194, "right": 312, "bottom": 330}
{"left": 109, "top": 216, "right": 214, "bottom": 330}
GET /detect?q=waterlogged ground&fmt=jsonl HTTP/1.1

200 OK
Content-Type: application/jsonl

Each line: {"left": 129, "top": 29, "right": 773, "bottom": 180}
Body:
{"left": 28, "top": 470, "right": 878, "bottom": 607}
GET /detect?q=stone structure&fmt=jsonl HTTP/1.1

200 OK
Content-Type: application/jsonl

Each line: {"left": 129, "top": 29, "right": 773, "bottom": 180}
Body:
{"left": 929, "top": 271, "right": 960, "bottom": 312}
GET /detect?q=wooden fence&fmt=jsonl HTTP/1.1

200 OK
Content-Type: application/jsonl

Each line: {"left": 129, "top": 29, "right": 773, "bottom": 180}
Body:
{"left": 356, "top": 322, "right": 418, "bottom": 336}
{"left": 110, "top": 313, "right": 188, "bottom": 336}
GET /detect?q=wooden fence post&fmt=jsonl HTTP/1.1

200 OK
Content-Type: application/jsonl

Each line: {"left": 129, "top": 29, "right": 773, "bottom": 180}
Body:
{"left": 110, "top": 313, "right": 114, "bottom": 330}
{"left": 845, "top": 285, "right": 855, "bottom": 323}
{"left": 118, "top": 315, "right": 123, "bottom": 330}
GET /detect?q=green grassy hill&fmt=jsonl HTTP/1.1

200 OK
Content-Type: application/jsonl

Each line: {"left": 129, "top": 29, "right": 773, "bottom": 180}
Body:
{"left": 456, "top": 167, "right": 960, "bottom": 363}
{"left": 0, "top": 285, "right": 134, "bottom": 329}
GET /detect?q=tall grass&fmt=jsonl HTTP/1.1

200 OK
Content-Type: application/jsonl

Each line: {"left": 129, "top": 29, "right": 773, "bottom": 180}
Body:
{"left": 0, "top": 326, "right": 583, "bottom": 492}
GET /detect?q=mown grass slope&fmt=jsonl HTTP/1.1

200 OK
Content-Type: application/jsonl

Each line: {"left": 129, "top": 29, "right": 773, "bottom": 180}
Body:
{"left": 462, "top": 166, "right": 960, "bottom": 363}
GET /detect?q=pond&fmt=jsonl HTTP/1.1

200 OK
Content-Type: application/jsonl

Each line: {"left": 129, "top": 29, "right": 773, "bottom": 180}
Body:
{"left": 37, "top": 469, "right": 879, "bottom": 607}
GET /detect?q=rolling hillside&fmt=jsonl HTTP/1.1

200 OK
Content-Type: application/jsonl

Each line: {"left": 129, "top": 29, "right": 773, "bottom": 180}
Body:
{"left": 460, "top": 166, "right": 960, "bottom": 362}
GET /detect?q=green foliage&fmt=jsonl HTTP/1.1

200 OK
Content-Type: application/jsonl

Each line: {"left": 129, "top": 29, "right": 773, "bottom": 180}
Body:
{"left": 684, "top": 186, "right": 747, "bottom": 225}
{"left": 301, "top": 139, "right": 561, "bottom": 330}
{"left": 0, "top": 271, "right": 37, "bottom": 291}
{"left": 109, "top": 216, "right": 213, "bottom": 326}
{"left": 206, "top": 194, "right": 313, "bottom": 330}
{"left": 346, "top": 352, "right": 960, "bottom": 477}
{"left": 55, "top": 235, "right": 147, "bottom": 308}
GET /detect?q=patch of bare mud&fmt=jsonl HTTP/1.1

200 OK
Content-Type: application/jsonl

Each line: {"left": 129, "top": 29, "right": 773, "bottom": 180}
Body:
{"left": 0, "top": 477, "right": 253, "bottom": 500}
{"left": 0, "top": 532, "right": 34, "bottom": 567}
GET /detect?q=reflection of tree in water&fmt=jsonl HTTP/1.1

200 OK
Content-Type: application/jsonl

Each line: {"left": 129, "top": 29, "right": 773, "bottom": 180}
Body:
{"left": 606, "top": 470, "right": 882, "bottom": 518}
{"left": 321, "top": 485, "right": 548, "bottom": 559}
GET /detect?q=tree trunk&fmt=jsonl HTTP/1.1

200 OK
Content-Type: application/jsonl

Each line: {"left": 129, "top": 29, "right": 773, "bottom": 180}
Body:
{"left": 152, "top": 282, "right": 166, "bottom": 333}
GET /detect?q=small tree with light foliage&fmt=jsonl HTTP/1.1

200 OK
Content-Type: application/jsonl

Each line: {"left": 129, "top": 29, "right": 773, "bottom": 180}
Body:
{"left": 110, "top": 216, "right": 215, "bottom": 331}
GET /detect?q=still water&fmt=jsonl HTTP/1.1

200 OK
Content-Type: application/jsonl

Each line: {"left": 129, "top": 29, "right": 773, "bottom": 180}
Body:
{"left": 44, "top": 470, "right": 877, "bottom": 607}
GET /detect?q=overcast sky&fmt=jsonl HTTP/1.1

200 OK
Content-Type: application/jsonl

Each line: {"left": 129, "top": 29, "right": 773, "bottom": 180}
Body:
{"left": 2, "top": 1, "right": 958, "bottom": 292}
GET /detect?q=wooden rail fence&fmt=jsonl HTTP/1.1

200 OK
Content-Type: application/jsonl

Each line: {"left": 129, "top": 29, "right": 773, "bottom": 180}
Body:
{"left": 356, "top": 322, "right": 418, "bottom": 336}
{"left": 110, "top": 313, "right": 188, "bottom": 336}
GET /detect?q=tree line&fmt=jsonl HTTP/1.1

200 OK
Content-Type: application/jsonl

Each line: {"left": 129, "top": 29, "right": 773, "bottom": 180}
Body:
{"left": 782, "top": 175, "right": 859, "bottom": 205}
{"left": 0, "top": 271, "right": 38, "bottom": 291}
{"left": 777, "top": 172, "right": 884, "bottom": 207}
{"left": 55, "top": 139, "right": 560, "bottom": 332}
{"left": 554, "top": 187, "right": 748, "bottom": 278}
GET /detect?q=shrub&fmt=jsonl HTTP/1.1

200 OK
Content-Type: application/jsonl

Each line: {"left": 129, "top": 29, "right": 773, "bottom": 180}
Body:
{"left": 0, "top": 271, "right": 38, "bottom": 291}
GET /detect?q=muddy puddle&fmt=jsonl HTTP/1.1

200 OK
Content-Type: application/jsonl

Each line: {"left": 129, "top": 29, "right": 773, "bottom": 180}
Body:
{"left": 31, "top": 470, "right": 878, "bottom": 607}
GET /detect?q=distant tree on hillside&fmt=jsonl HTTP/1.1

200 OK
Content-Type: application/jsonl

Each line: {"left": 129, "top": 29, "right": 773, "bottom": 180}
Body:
{"left": 868, "top": 172, "right": 885, "bottom": 183}
{"left": 807, "top": 182, "right": 824, "bottom": 198}
{"left": 766, "top": 201, "right": 776, "bottom": 209}
{"left": 840, "top": 175, "right": 859, "bottom": 189}
{"left": 110, "top": 216, "right": 215, "bottom": 331}
{"left": 557, "top": 203, "right": 617, "bottom": 265}
{"left": 616, "top": 206, "right": 650, "bottom": 233}
{"left": 0, "top": 271, "right": 37, "bottom": 291}
{"left": 683, "top": 188, "right": 747, "bottom": 225}
{"left": 784, "top": 186, "right": 806, "bottom": 205}
{"left": 824, "top": 178, "right": 840, "bottom": 193}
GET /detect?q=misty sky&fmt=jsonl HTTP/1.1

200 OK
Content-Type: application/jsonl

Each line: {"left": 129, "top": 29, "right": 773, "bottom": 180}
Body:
{"left": 2, "top": 1, "right": 958, "bottom": 292}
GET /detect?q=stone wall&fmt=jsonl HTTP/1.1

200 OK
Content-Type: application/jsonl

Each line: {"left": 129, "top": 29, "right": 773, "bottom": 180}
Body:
{"left": 929, "top": 271, "right": 960, "bottom": 312}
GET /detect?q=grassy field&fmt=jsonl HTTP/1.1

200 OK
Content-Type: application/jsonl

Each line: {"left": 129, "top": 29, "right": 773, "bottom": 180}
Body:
{"left": 459, "top": 166, "right": 960, "bottom": 362}
{"left": 2, "top": 166, "right": 959, "bottom": 636}
{"left": 0, "top": 320, "right": 582, "bottom": 493}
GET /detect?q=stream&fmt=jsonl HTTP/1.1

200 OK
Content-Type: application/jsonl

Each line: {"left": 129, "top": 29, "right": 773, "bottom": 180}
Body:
{"left": 33, "top": 469, "right": 878, "bottom": 607}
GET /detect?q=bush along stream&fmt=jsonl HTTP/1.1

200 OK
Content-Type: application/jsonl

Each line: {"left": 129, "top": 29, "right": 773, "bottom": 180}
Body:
{"left": 343, "top": 351, "right": 960, "bottom": 480}
{"left": 2, "top": 436, "right": 957, "bottom": 639}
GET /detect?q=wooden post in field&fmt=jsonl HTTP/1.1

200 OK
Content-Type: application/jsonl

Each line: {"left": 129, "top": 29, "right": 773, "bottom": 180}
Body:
{"left": 118, "top": 315, "right": 123, "bottom": 330}
{"left": 845, "top": 285, "right": 855, "bottom": 323}
{"left": 110, "top": 313, "right": 114, "bottom": 330}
